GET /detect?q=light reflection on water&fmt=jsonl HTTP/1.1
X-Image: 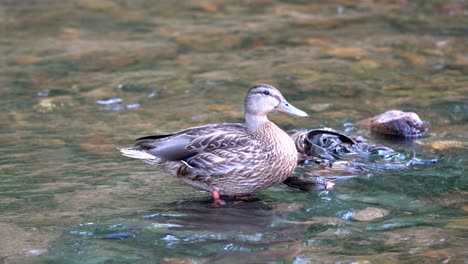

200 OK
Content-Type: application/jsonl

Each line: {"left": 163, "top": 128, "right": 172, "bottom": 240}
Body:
{"left": 0, "top": 0, "right": 467, "bottom": 263}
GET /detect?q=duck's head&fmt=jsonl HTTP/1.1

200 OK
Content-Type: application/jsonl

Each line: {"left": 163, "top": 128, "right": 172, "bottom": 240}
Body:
{"left": 244, "top": 84, "right": 308, "bottom": 118}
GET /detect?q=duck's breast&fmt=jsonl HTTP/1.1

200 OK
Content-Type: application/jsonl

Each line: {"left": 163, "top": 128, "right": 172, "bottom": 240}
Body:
{"left": 256, "top": 122, "right": 298, "bottom": 182}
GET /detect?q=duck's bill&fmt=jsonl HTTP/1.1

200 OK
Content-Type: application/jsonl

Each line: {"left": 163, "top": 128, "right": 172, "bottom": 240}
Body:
{"left": 276, "top": 100, "right": 309, "bottom": 117}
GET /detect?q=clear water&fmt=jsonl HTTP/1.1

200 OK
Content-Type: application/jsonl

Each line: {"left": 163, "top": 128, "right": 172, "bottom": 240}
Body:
{"left": 0, "top": 1, "right": 467, "bottom": 263}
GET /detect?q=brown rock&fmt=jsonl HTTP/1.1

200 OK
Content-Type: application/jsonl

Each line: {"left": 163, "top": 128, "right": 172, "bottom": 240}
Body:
{"left": 352, "top": 207, "right": 389, "bottom": 221}
{"left": 106, "top": 55, "right": 136, "bottom": 68}
{"left": 36, "top": 139, "right": 65, "bottom": 148}
{"left": 400, "top": 52, "right": 426, "bottom": 66}
{"left": 162, "top": 258, "right": 199, "bottom": 264}
{"left": 176, "top": 56, "right": 191, "bottom": 67}
{"left": 79, "top": 135, "right": 114, "bottom": 154}
{"left": 175, "top": 35, "right": 207, "bottom": 51}
{"left": 120, "top": 10, "right": 139, "bottom": 21}
{"left": 61, "top": 27, "right": 80, "bottom": 40}
{"left": 306, "top": 38, "right": 331, "bottom": 46}
{"left": 358, "top": 59, "right": 379, "bottom": 69}
{"left": 445, "top": 217, "right": 468, "bottom": 230}
{"left": 382, "top": 58, "right": 401, "bottom": 68}
{"left": 176, "top": 34, "right": 241, "bottom": 52}
{"left": 429, "top": 140, "right": 466, "bottom": 151}
{"left": 455, "top": 54, "right": 468, "bottom": 65}
{"left": 422, "top": 249, "right": 451, "bottom": 263}
{"left": 248, "top": 36, "right": 264, "bottom": 48}
{"left": 274, "top": 203, "right": 302, "bottom": 213}
{"left": 11, "top": 111, "right": 31, "bottom": 123}
{"left": 71, "top": 84, "right": 79, "bottom": 93}
{"left": 426, "top": 190, "right": 468, "bottom": 208}
{"left": 323, "top": 47, "right": 366, "bottom": 59}
{"left": 207, "top": 104, "right": 233, "bottom": 112}
{"left": 369, "top": 110, "right": 427, "bottom": 137}
{"left": 438, "top": 2, "right": 466, "bottom": 15}
{"left": 253, "top": 246, "right": 302, "bottom": 260}
{"left": 15, "top": 55, "right": 43, "bottom": 65}
{"left": 293, "top": 17, "right": 340, "bottom": 27}
{"left": 155, "top": 27, "right": 179, "bottom": 38}
{"left": 197, "top": 2, "right": 218, "bottom": 12}
{"left": 78, "top": 0, "right": 119, "bottom": 11}
{"left": 33, "top": 99, "right": 58, "bottom": 113}
{"left": 219, "top": 34, "right": 242, "bottom": 50}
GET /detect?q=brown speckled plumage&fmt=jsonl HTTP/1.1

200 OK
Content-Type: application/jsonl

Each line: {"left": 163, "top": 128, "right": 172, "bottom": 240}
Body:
{"left": 120, "top": 84, "right": 308, "bottom": 197}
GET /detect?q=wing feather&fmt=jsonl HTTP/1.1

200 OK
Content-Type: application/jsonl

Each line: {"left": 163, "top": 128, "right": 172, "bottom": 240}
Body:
{"left": 130, "top": 123, "right": 248, "bottom": 162}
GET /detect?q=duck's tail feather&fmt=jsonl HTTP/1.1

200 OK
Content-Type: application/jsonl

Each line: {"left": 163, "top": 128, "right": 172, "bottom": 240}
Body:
{"left": 119, "top": 147, "right": 157, "bottom": 160}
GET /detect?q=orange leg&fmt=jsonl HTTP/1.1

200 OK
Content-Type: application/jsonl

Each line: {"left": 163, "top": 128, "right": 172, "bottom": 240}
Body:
{"left": 325, "top": 180, "right": 335, "bottom": 190}
{"left": 211, "top": 189, "right": 226, "bottom": 207}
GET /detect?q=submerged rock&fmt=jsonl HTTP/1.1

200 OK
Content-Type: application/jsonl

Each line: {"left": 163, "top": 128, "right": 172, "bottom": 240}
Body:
{"left": 15, "top": 55, "right": 43, "bottom": 65}
{"left": 78, "top": 0, "right": 120, "bottom": 11}
{"left": 429, "top": 140, "right": 466, "bottom": 151}
{"left": 283, "top": 174, "right": 335, "bottom": 191}
{"left": 274, "top": 202, "right": 302, "bottom": 213}
{"left": 323, "top": 47, "right": 367, "bottom": 59}
{"left": 352, "top": 207, "right": 389, "bottom": 221}
{"left": 79, "top": 135, "right": 114, "bottom": 154}
{"left": 286, "top": 216, "right": 345, "bottom": 226}
{"left": 104, "top": 231, "right": 136, "bottom": 240}
{"left": 33, "top": 96, "right": 73, "bottom": 113}
{"left": 162, "top": 258, "right": 199, "bottom": 264}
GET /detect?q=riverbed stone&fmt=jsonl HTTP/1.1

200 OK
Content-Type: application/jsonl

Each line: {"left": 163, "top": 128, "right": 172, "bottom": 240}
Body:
{"left": 15, "top": 55, "right": 43, "bottom": 65}
{"left": 287, "top": 216, "right": 345, "bottom": 226}
{"left": 176, "top": 33, "right": 242, "bottom": 52}
{"left": 429, "top": 140, "right": 466, "bottom": 151}
{"left": 61, "top": 27, "right": 80, "bottom": 40}
{"left": 323, "top": 47, "right": 366, "bottom": 59}
{"left": 0, "top": 223, "right": 56, "bottom": 262}
{"left": 306, "top": 38, "right": 332, "bottom": 46}
{"left": 445, "top": 217, "right": 468, "bottom": 230}
{"left": 79, "top": 135, "right": 115, "bottom": 154}
{"left": 193, "top": 2, "right": 219, "bottom": 12}
{"left": 352, "top": 207, "right": 389, "bottom": 221}
{"left": 274, "top": 202, "right": 302, "bottom": 213}
{"left": 162, "top": 258, "right": 199, "bottom": 264}
{"left": 399, "top": 52, "right": 426, "bottom": 66}
{"left": 78, "top": 0, "right": 120, "bottom": 11}
{"left": 33, "top": 96, "right": 73, "bottom": 113}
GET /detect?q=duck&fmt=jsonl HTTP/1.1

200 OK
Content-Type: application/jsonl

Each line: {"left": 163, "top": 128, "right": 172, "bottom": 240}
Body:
{"left": 120, "top": 84, "right": 308, "bottom": 205}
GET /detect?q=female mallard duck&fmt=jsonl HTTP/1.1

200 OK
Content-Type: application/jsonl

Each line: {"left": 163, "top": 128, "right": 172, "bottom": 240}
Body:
{"left": 120, "top": 84, "right": 308, "bottom": 205}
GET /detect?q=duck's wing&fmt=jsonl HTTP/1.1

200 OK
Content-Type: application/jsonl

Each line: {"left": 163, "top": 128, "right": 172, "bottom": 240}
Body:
{"left": 134, "top": 133, "right": 194, "bottom": 161}
{"left": 127, "top": 123, "right": 248, "bottom": 162}
{"left": 186, "top": 128, "right": 250, "bottom": 153}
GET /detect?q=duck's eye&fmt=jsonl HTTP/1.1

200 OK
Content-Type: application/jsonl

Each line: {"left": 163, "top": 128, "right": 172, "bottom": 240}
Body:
{"left": 263, "top": 90, "right": 270, "bottom": 96}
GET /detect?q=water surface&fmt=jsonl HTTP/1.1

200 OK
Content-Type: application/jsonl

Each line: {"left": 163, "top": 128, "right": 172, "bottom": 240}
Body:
{"left": 0, "top": 1, "right": 467, "bottom": 263}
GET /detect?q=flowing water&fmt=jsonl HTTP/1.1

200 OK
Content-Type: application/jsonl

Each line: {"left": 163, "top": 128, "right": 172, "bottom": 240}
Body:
{"left": 0, "top": 1, "right": 467, "bottom": 263}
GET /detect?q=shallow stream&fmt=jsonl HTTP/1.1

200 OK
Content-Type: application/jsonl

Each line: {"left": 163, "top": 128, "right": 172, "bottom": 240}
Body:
{"left": 0, "top": 1, "right": 467, "bottom": 263}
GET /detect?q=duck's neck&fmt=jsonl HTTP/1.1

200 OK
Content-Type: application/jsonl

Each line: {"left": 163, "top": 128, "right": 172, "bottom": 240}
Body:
{"left": 245, "top": 113, "right": 271, "bottom": 133}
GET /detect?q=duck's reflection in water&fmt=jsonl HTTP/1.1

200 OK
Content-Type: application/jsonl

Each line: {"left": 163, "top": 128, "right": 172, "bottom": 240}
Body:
{"left": 146, "top": 198, "right": 274, "bottom": 233}
{"left": 144, "top": 198, "right": 304, "bottom": 262}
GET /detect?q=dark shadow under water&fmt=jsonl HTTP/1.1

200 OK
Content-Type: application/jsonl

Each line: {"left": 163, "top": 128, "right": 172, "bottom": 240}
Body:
{"left": 144, "top": 198, "right": 276, "bottom": 233}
